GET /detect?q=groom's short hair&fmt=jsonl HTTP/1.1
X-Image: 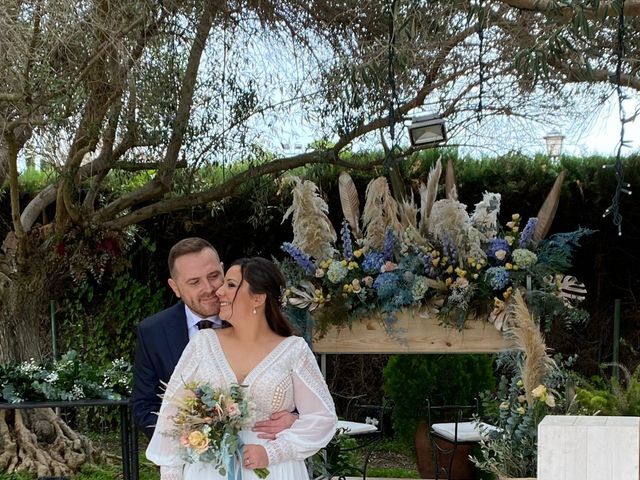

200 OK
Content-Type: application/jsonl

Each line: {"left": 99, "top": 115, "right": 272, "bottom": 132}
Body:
{"left": 168, "top": 237, "right": 219, "bottom": 277}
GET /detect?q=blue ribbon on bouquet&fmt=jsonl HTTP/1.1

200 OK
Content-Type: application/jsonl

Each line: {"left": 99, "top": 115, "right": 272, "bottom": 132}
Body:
{"left": 227, "top": 437, "right": 244, "bottom": 480}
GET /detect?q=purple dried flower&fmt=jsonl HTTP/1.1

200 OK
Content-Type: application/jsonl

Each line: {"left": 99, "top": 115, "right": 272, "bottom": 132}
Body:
{"left": 281, "top": 242, "right": 316, "bottom": 275}
{"left": 519, "top": 217, "right": 539, "bottom": 248}
{"left": 442, "top": 235, "right": 458, "bottom": 265}
{"left": 421, "top": 254, "right": 437, "bottom": 278}
{"left": 383, "top": 229, "right": 395, "bottom": 261}
{"left": 341, "top": 220, "right": 353, "bottom": 260}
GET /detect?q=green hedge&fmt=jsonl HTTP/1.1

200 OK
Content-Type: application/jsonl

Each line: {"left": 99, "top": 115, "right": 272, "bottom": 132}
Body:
{"left": 383, "top": 354, "right": 496, "bottom": 447}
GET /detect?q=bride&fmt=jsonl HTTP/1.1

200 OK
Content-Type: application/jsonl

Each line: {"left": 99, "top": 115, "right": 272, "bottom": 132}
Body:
{"left": 146, "top": 256, "right": 337, "bottom": 479}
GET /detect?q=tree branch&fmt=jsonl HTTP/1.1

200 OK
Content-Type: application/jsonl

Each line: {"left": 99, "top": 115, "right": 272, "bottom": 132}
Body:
{"left": 102, "top": 152, "right": 383, "bottom": 229}
{"left": 500, "top": 0, "right": 640, "bottom": 18}
{"left": 3, "top": 133, "right": 26, "bottom": 250}
{"left": 93, "top": 1, "right": 219, "bottom": 223}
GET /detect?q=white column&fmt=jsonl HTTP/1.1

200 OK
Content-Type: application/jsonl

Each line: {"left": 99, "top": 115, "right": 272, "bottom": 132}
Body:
{"left": 538, "top": 415, "right": 640, "bottom": 480}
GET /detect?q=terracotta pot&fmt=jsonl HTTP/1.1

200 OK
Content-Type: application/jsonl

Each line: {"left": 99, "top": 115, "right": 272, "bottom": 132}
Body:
{"left": 413, "top": 420, "right": 476, "bottom": 480}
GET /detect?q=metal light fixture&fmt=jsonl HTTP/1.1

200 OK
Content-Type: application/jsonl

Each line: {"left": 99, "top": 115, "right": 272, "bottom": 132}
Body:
{"left": 408, "top": 114, "right": 447, "bottom": 148}
{"left": 543, "top": 130, "right": 565, "bottom": 161}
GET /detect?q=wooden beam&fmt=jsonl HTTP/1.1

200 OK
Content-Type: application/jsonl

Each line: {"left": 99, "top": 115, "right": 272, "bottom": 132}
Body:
{"left": 312, "top": 309, "right": 514, "bottom": 354}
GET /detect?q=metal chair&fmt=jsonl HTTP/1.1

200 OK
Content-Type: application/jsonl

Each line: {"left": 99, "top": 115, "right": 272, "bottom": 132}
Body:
{"left": 426, "top": 398, "right": 481, "bottom": 480}
{"left": 312, "top": 398, "right": 390, "bottom": 480}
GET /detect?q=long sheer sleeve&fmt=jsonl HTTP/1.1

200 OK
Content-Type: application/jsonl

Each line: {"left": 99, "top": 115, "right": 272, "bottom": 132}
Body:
{"left": 263, "top": 339, "right": 337, "bottom": 464}
{"left": 145, "top": 337, "right": 202, "bottom": 480}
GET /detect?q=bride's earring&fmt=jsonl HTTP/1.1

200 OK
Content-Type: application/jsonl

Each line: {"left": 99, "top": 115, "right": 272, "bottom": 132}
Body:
{"left": 252, "top": 307, "right": 257, "bottom": 315}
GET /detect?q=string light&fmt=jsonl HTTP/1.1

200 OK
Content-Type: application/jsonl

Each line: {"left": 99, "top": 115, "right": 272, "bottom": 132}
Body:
{"left": 477, "top": 0, "right": 485, "bottom": 121}
{"left": 384, "top": 0, "right": 406, "bottom": 201}
{"left": 603, "top": 0, "right": 632, "bottom": 236}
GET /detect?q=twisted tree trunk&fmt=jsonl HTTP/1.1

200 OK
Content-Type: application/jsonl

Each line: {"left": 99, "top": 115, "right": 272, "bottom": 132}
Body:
{"left": 0, "top": 236, "right": 104, "bottom": 476}
{"left": 0, "top": 409, "right": 104, "bottom": 476}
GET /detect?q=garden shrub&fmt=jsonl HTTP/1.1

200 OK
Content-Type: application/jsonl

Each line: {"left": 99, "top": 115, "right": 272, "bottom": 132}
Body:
{"left": 383, "top": 354, "right": 496, "bottom": 447}
{"left": 60, "top": 271, "right": 164, "bottom": 366}
{"left": 576, "top": 364, "right": 640, "bottom": 416}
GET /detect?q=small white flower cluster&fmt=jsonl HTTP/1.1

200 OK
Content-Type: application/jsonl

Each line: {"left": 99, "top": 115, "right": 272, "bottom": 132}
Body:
{"left": 19, "top": 359, "right": 42, "bottom": 375}
{"left": 70, "top": 384, "right": 86, "bottom": 399}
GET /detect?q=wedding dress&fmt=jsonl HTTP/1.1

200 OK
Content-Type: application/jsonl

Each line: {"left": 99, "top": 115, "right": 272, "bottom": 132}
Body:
{"left": 146, "top": 330, "right": 337, "bottom": 480}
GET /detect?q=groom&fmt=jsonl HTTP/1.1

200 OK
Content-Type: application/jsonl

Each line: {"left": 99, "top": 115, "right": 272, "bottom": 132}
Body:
{"left": 132, "top": 237, "right": 296, "bottom": 438}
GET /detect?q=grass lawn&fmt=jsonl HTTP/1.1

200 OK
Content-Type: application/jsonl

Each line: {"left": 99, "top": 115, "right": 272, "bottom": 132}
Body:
{"left": 0, "top": 433, "right": 420, "bottom": 479}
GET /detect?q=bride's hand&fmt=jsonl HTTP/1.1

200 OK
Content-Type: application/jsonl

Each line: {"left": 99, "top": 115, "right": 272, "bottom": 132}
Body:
{"left": 243, "top": 444, "right": 269, "bottom": 469}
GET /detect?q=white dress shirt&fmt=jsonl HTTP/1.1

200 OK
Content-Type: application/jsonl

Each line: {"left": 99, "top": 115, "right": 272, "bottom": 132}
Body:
{"left": 184, "top": 304, "right": 222, "bottom": 340}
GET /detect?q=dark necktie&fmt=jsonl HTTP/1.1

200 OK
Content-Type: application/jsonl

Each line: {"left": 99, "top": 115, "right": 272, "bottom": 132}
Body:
{"left": 196, "top": 319, "right": 215, "bottom": 330}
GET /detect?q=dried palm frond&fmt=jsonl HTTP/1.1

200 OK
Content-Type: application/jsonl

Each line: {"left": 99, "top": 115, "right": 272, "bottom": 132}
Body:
{"left": 533, "top": 170, "right": 566, "bottom": 242}
{"left": 282, "top": 176, "right": 336, "bottom": 261}
{"left": 288, "top": 280, "right": 322, "bottom": 311}
{"left": 362, "top": 177, "right": 402, "bottom": 250}
{"left": 445, "top": 158, "right": 458, "bottom": 200}
{"left": 509, "top": 290, "right": 555, "bottom": 406}
{"left": 338, "top": 171, "right": 362, "bottom": 239}
{"left": 419, "top": 158, "right": 442, "bottom": 235}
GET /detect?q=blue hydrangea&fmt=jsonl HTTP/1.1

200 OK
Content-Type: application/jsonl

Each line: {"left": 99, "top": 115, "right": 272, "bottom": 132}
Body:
{"left": 362, "top": 252, "right": 385, "bottom": 274}
{"left": 519, "top": 217, "right": 539, "bottom": 248}
{"left": 340, "top": 220, "right": 353, "bottom": 260}
{"left": 487, "top": 238, "right": 510, "bottom": 261}
{"left": 373, "top": 272, "right": 399, "bottom": 300}
{"left": 281, "top": 242, "right": 315, "bottom": 275}
{"left": 485, "top": 266, "right": 510, "bottom": 290}
{"left": 391, "top": 289, "right": 414, "bottom": 308}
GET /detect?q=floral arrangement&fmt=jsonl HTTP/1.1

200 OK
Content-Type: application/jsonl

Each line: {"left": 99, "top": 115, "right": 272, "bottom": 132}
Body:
{"left": 0, "top": 350, "right": 131, "bottom": 403}
{"left": 166, "top": 381, "right": 269, "bottom": 479}
{"left": 471, "top": 291, "right": 579, "bottom": 478}
{"left": 279, "top": 162, "right": 591, "bottom": 335}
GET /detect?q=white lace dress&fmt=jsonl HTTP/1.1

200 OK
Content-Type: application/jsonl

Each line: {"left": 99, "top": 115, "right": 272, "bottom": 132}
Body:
{"left": 146, "top": 330, "right": 338, "bottom": 480}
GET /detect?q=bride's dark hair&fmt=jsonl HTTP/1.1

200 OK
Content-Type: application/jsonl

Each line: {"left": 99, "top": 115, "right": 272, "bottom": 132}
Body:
{"left": 230, "top": 257, "right": 295, "bottom": 337}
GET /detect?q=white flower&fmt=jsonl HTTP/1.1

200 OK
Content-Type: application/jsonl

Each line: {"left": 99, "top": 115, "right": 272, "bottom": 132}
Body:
{"left": 71, "top": 384, "right": 86, "bottom": 399}
{"left": 365, "top": 416, "right": 379, "bottom": 427}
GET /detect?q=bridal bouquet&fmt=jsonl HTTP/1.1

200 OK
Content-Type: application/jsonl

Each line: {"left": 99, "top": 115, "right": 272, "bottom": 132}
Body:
{"left": 167, "top": 381, "right": 269, "bottom": 479}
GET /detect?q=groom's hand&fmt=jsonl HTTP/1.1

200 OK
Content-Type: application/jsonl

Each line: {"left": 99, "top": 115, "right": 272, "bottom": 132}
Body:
{"left": 252, "top": 410, "right": 298, "bottom": 439}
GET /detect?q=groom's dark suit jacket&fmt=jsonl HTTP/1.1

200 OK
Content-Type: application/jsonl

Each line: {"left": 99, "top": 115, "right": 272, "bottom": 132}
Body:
{"left": 132, "top": 301, "right": 189, "bottom": 438}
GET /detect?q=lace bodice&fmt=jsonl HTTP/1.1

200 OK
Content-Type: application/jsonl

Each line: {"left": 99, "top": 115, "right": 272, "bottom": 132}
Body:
{"left": 146, "top": 330, "right": 337, "bottom": 480}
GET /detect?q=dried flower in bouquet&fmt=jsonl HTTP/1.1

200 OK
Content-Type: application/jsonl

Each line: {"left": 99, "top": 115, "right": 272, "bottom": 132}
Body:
{"left": 166, "top": 382, "right": 269, "bottom": 479}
